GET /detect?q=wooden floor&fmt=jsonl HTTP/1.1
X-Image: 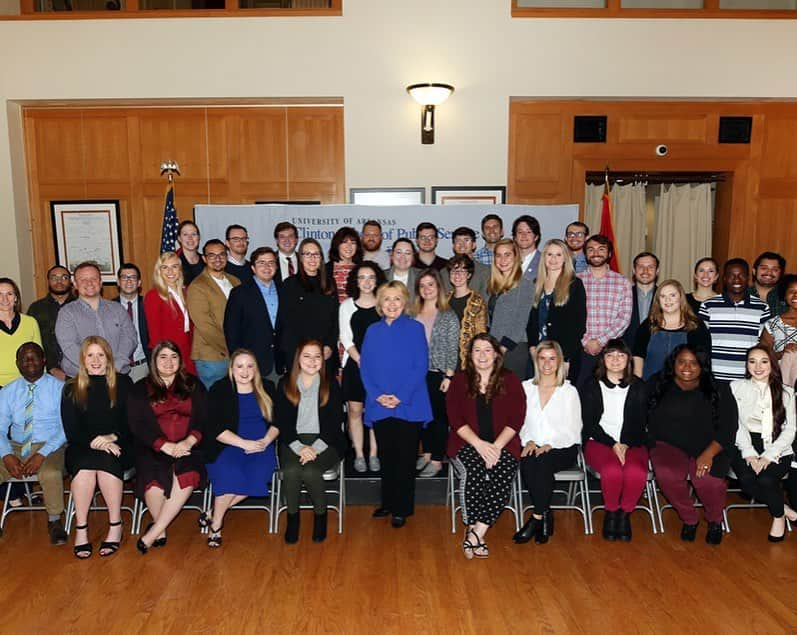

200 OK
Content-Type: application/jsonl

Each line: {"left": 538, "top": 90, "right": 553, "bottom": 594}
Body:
{"left": 1, "top": 505, "right": 797, "bottom": 634}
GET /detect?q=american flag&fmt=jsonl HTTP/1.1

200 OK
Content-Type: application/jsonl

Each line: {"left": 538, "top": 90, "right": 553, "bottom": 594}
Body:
{"left": 160, "top": 186, "right": 179, "bottom": 253}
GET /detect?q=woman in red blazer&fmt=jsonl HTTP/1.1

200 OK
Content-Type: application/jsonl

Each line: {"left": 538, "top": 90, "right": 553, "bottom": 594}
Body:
{"left": 446, "top": 333, "right": 526, "bottom": 560}
{"left": 144, "top": 252, "right": 196, "bottom": 376}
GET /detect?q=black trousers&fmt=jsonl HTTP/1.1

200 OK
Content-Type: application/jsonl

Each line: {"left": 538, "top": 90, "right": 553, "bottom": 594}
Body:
{"left": 452, "top": 444, "right": 518, "bottom": 527}
{"left": 373, "top": 418, "right": 421, "bottom": 517}
{"left": 576, "top": 352, "right": 599, "bottom": 389}
{"left": 731, "top": 433, "right": 789, "bottom": 517}
{"left": 421, "top": 371, "right": 449, "bottom": 461}
{"left": 519, "top": 445, "right": 578, "bottom": 514}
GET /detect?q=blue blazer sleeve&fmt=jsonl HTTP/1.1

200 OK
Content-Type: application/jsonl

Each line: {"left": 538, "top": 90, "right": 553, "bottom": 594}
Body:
{"left": 393, "top": 321, "right": 429, "bottom": 405}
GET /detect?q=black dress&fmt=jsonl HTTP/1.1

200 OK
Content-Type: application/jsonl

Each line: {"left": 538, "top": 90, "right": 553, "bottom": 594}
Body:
{"left": 341, "top": 304, "right": 380, "bottom": 402}
{"left": 61, "top": 375, "right": 133, "bottom": 479}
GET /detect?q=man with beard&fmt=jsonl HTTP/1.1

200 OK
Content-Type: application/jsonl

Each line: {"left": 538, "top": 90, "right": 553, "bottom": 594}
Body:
{"left": 415, "top": 222, "right": 447, "bottom": 271}
{"left": 623, "top": 252, "right": 659, "bottom": 347}
{"left": 749, "top": 251, "right": 787, "bottom": 316}
{"left": 27, "top": 265, "right": 76, "bottom": 381}
{"left": 361, "top": 220, "right": 390, "bottom": 270}
{"left": 513, "top": 215, "right": 542, "bottom": 283}
{"left": 224, "top": 224, "right": 253, "bottom": 284}
{"left": 576, "top": 234, "right": 632, "bottom": 386}
{"left": 700, "top": 259, "right": 770, "bottom": 382}
{"left": 565, "top": 221, "right": 589, "bottom": 274}
{"left": 474, "top": 213, "right": 503, "bottom": 266}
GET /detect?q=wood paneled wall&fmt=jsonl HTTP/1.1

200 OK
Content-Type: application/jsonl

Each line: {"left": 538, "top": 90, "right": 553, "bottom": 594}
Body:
{"left": 508, "top": 100, "right": 797, "bottom": 269}
{"left": 23, "top": 105, "right": 344, "bottom": 294}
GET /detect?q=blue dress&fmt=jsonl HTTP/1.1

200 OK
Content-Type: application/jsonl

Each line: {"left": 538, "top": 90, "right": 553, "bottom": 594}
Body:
{"left": 206, "top": 393, "right": 277, "bottom": 496}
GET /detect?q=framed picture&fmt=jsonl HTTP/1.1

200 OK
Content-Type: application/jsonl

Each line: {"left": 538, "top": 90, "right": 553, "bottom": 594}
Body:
{"left": 349, "top": 187, "right": 426, "bottom": 206}
{"left": 50, "top": 200, "right": 123, "bottom": 284}
{"left": 431, "top": 186, "right": 506, "bottom": 205}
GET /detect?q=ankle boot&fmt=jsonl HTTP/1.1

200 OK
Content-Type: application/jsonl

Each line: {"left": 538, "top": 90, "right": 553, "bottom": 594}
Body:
{"left": 312, "top": 512, "right": 327, "bottom": 543}
{"left": 618, "top": 511, "right": 632, "bottom": 542}
{"left": 602, "top": 510, "right": 619, "bottom": 541}
{"left": 545, "top": 509, "right": 554, "bottom": 537}
{"left": 284, "top": 512, "right": 300, "bottom": 544}
{"left": 535, "top": 512, "right": 550, "bottom": 544}
{"left": 513, "top": 515, "right": 541, "bottom": 544}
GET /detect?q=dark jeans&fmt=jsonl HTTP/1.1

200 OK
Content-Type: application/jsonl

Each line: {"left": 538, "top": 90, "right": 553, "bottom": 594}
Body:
{"left": 278, "top": 434, "right": 340, "bottom": 514}
{"left": 519, "top": 445, "right": 578, "bottom": 514}
{"left": 373, "top": 418, "right": 421, "bottom": 517}
{"left": 421, "top": 371, "right": 449, "bottom": 462}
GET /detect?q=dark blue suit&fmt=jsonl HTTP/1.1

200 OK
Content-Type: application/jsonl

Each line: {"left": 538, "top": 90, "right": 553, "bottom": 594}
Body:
{"left": 223, "top": 280, "right": 281, "bottom": 376}
{"left": 112, "top": 295, "right": 150, "bottom": 362}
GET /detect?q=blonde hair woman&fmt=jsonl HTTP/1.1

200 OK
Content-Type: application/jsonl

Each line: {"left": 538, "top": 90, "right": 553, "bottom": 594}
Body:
{"left": 526, "top": 239, "right": 587, "bottom": 382}
{"left": 144, "top": 252, "right": 196, "bottom": 375}
{"left": 201, "top": 349, "right": 279, "bottom": 547}
{"left": 488, "top": 239, "right": 536, "bottom": 378}
{"left": 61, "top": 336, "right": 133, "bottom": 558}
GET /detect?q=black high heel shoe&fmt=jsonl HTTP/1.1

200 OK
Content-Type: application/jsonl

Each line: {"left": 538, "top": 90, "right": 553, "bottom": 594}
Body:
{"left": 73, "top": 523, "right": 92, "bottom": 559}
{"left": 99, "top": 520, "right": 123, "bottom": 557}
{"left": 136, "top": 537, "right": 149, "bottom": 555}
{"left": 145, "top": 521, "right": 167, "bottom": 548}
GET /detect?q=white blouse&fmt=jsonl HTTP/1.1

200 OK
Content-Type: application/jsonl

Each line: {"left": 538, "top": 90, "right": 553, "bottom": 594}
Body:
{"left": 519, "top": 380, "right": 582, "bottom": 449}
{"left": 730, "top": 378, "right": 796, "bottom": 463}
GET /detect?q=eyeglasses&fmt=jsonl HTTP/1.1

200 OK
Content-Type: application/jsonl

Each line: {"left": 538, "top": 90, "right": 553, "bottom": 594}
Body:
{"left": 301, "top": 252, "right": 322, "bottom": 259}
{"left": 449, "top": 269, "right": 469, "bottom": 276}
{"left": 118, "top": 275, "right": 139, "bottom": 282}
{"left": 205, "top": 253, "right": 227, "bottom": 261}
{"left": 566, "top": 232, "right": 586, "bottom": 238}
{"left": 49, "top": 274, "right": 70, "bottom": 281}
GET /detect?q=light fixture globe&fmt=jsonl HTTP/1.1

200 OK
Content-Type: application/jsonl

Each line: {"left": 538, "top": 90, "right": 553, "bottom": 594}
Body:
{"left": 406, "top": 83, "right": 455, "bottom": 106}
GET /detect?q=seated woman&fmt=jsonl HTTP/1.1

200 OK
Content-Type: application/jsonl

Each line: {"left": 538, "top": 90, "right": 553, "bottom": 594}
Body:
{"left": 580, "top": 339, "right": 648, "bottom": 542}
{"left": 632, "top": 279, "right": 710, "bottom": 380}
{"left": 128, "top": 340, "right": 208, "bottom": 554}
{"left": 648, "top": 345, "right": 737, "bottom": 545}
{"left": 446, "top": 334, "right": 525, "bottom": 559}
{"left": 201, "top": 349, "right": 279, "bottom": 548}
{"left": 61, "top": 336, "right": 132, "bottom": 559}
{"left": 274, "top": 339, "right": 345, "bottom": 544}
{"left": 730, "top": 345, "right": 796, "bottom": 541}
{"left": 514, "top": 340, "right": 581, "bottom": 545}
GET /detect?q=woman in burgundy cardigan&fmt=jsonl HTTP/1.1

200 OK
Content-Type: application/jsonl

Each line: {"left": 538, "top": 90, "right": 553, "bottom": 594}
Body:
{"left": 128, "top": 340, "right": 207, "bottom": 554}
{"left": 446, "top": 333, "right": 526, "bottom": 559}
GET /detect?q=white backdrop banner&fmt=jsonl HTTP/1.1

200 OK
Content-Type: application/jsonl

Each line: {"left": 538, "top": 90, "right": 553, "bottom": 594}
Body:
{"left": 194, "top": 204, "right": 579, "bottom": 259}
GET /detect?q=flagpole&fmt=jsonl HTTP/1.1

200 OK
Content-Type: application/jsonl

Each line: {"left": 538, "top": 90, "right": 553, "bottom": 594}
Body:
{"left": 160, "top": 160, "right": 181, "bottom": 254}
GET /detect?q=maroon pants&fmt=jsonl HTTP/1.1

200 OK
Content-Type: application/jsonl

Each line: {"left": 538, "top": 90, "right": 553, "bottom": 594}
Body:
{"left": 650, "top": 441, "right": 727, "bottom": 524}
{"left": 585, "top": 440, "right": 649, "bottom": 513}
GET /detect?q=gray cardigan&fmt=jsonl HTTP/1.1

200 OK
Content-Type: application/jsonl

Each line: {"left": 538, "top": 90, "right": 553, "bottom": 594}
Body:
{"left": 424, "top": 309, "right": 460, "bottom": 373}
{"left": 489, "top": 275, "right": 535, "bottom": 351}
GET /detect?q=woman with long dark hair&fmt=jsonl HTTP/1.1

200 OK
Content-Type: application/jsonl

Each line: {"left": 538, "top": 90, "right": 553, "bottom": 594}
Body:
{"left": 730, "top": 345, "right": 796, "bottom": 541}
{"left": 447, "top": 334, "right": 525, "bottom": 559}
{"left": 326, "top": 227, "right": 363, "bottom": 304}
{"left": 279, "top": 238, "right": 339, "bottom": 375}
{"left": 128, "top": 340, "right": 207, "bottom": 554}
{"left": 274, "top": 339, "right": 345, "bottom": 544}
{"left": 580, "top": 339, "right": 648, "bottom": 542}
{"left": 648, "top": 344, "right": 737, "bottom": 545}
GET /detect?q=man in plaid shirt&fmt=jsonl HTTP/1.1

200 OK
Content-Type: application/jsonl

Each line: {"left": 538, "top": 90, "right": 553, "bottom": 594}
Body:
{"left": 576, "top": 234, "right": 633, "bottom": 386}
{"left": 474, "top": 213, "right": 503, "bottom": 266}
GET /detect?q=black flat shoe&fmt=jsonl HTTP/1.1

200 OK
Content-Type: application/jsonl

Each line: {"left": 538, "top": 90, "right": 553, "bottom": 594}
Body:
{"left": 372, "top": 507, "right": 391, "bottom": 518}
{"left": 513, "top": 516, "right": 541, "bottom": 544}
{"left": 99, "top": 520, "right": 123, "bottom": 557}
{"left": 73, "top": 523, "right": 92, "bottom": 560}
{"left": 706, "top": 522, "right": 723, "bottom": 546}
{"left": 681, "top": 523, "right": 698, "bottom": 542}
{"left": 136, "top": 538, "right": 149, "bottom": 555}
{"left": 391, "top": 515, "right": 406, "bottom": 528}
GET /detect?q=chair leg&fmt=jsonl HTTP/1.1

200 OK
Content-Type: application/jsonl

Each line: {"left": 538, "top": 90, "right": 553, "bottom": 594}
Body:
{"left": 64, "top": 491, "right": 75, "bottom": 534}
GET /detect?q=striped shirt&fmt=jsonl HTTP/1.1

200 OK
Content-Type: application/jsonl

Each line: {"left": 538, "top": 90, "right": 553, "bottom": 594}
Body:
{"left": 577, "top": 267, "right": 633, "bottom": 347}
{"left": 699, "top": 293, "right": 770, "bottom": 382}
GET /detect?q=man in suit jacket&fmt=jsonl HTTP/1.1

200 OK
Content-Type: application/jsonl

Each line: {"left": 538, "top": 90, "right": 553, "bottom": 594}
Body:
{"left": 445, "top": 226, "right": 490, "bottom": 301}
{"left": 113, "top": 263, "right": 150, "bottom": 383}
{"left": 273, "top": 221, "right": 299, "bottom": 287}
{"left": 224, "top": 246, "right": 282, "bottom": 382}
{"left": 622, "top": 251, "right": 659, "bottom": 348}
{"left": 513, "top": 214, "right": 542, "bottom": 284}
{"left": 187, "top": 239, "right": 241, "bottom": 389}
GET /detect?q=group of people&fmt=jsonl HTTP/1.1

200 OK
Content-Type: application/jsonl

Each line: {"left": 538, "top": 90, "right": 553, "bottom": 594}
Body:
{"left": 1, "top": 211, "right": 795, "bottom": 560}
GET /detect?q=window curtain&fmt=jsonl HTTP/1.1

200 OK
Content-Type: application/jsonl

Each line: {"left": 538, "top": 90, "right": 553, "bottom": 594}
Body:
{"left": 653, "top": 183, "right": 712, "bottom": 289}
{"left": 583, "top": 182, "right": 647, "bottom": 275}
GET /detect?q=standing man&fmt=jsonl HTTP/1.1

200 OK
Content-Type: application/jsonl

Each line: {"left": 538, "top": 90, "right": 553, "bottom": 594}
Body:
{"left": 415, "top": 222, "right": 448, "bottom": 271}
{"left": 749, "top": 251, "right": 787, "bottom": 316}
{"left": 27, "top": 265, "right": 76, "bottom": 381}
{"left": 623, "top": 252, "right": 660, "bottom": 347}
{"left": 513, "top": 215, "right": 542, "bottom": 283}
{"left": 0, "top": 342, "right": 67, "bottom": 544}
{"left": 224, "top": 224, "right": 253, "bottom": 284}
{"left": 224, "top": 246, "right": 282, "bottom": 383}
{"left": 112, "top": 263, "right": 150, "bottom": 383}
{"left": 55, "top": 262, "right": 137, "bottom": 378}
{"left": 474, "top": 213, "right": 503, "bottom": 266}
{"left": 576, "top": 235, "right": 633, "bottom": 386}
{"left": 449, "top": 227, "right": 490, "bottom": 300}
{"left": 565, "top": 221, "right": 589, "bottom": 273}
{"left": 177, "top": 220, "right": 204, "bottom": 286}
{"left": 361, "top": 220, "right": 391, "bottom": 270}
{"left": 274, "top": 221, "right": 299, "bottom": 285}
{"left": 187, "top": 239, "right": 241, "bottom": 390}
{"left": 700, "top": 258, "right": 770, "bottom": 382}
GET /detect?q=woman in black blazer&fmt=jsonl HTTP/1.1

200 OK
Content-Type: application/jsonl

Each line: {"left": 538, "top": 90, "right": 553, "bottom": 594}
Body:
{"left": 274, "top": 339, "right": 346, "bottom": 544}
{"left": 278, "top": 238, "right": 339, "bottom": 376}
{"left": 527, "top": 239, "right": 587, "bottom": 382}
{"left": 580, "top": 339, "right": 649, "bottom": 542}
{"left": 200, "top": 349, "right": 279, "bottom": 547}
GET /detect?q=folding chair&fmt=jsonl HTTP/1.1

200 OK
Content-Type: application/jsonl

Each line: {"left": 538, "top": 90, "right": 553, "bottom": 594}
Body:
{"left": 202, "top": 478, "right": 277, "bottom": 535}
{"left": 272, "top": 458, "right": 346, "bottom": 534}
{"left": 1, "top": 474, "right": 68, "bottom": 535}
{"left": 64, "top": 467, "right": 141, "bottom": 534}
{"left": 446, "top": 462, "right": 521, "bottom": 534}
